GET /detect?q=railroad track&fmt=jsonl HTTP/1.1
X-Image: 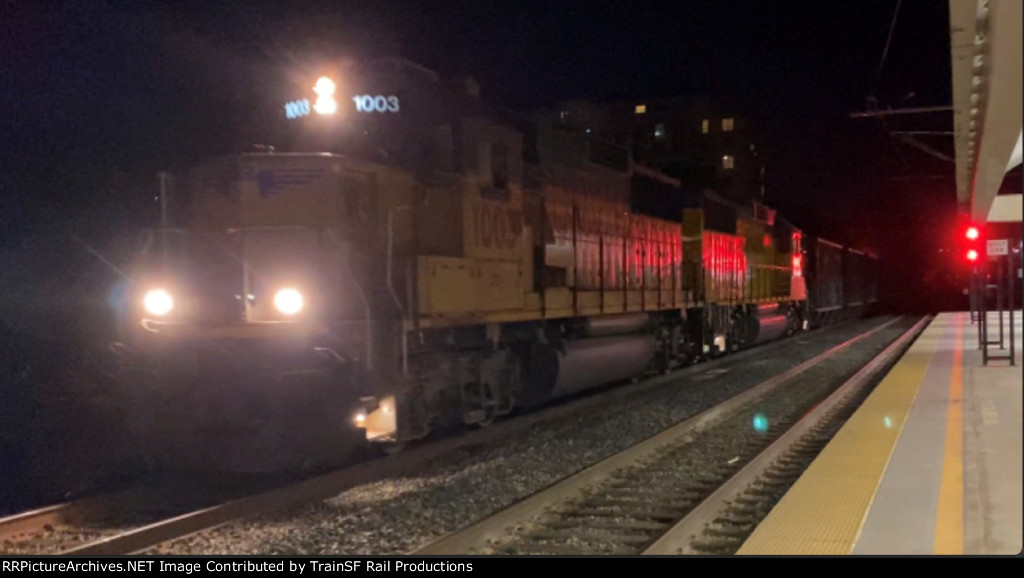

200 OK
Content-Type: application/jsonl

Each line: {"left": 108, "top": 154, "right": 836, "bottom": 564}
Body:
{"left": 412, "top": 316, "right": 926, "bottom": 555}
{"left": 0, "top": 491, "right": 138, "bottom": 554}
{"left": 0, "top": 318, "right": 911, "bottom": 556}
{"left": 0, "top": 477, "right": 282, "bottom": 555}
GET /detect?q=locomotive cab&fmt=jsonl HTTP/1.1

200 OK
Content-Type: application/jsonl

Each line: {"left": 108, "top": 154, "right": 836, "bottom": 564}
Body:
{"left": 111, "top": 154, "right": 387, "bottom": 472}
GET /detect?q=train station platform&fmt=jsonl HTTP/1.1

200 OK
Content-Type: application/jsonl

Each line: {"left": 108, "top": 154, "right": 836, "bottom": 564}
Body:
{"left": 739, "top": 311, "right": 1022, "bottom": 555}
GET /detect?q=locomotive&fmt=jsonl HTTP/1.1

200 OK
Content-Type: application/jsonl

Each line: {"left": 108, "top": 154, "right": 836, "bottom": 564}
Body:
{"left": 111, "top": 60, "right": 877, "bottom": 470}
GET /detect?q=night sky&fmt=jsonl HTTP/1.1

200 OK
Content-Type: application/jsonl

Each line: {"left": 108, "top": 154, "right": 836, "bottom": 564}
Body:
{"left": 3, "top": 1, "right": 958, "bottom": 314}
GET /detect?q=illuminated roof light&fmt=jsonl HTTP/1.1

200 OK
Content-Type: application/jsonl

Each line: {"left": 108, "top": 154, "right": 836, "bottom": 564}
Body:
{"left": 313, "top": 77, "right": 338, "bottom": 115}
{"left": 314, "top": 77, "right": 336, "bottom": 95}
{"left": 314, "top": 95, "right": 337, "bottom": 115}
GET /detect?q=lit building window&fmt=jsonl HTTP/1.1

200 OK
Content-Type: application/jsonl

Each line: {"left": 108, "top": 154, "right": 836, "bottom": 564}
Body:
{"left": 722, "top": 155, "right": 735, "bottom": 170}
{"left": 654, "top": 123, "right": 666, "bottom": 140}
{"left": 635, "top": 104, "right": 647, "bottom": 114}
{"left": 701, "top": 119, "right": 709, "bottom": 134}
{"left": 560, "top": 110, "right": 568, "bottom": 120}
{"left": 722, "top": 117, "right": 735, "bottom": 132}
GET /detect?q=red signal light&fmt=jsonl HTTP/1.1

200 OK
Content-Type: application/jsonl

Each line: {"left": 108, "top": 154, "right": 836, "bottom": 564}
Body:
{"left": 962, "top": 222, "right": 983, "bottom": 264}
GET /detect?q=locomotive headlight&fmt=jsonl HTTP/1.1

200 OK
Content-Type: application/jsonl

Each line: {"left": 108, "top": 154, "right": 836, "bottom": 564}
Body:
{"left": 143, "top": 288, "right": 174, "bottom": 316}
{"left": 273, "top": 288, "right": 304, "bottom": 315}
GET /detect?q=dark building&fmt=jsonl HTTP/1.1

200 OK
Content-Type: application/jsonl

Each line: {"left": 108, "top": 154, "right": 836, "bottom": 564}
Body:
{"left": 541, "top": 97, "right": 766, "bottom": 206}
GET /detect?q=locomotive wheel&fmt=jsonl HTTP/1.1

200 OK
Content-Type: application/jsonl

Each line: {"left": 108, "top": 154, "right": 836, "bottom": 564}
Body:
{"left": 657, "top": 340, "right": 672, "bottom": 374}
{"left": 462, "top": 381, "right": 498, "bottom": 428}
{"left": 481, "top": 388, "right": 498, "bottom": 426}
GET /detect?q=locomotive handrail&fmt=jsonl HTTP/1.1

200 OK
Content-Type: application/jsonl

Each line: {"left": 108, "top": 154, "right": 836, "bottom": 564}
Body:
{"left": 325, "top": 228, "right": 374, "bottom": 372}
{"left": 387, "top": 205, "right": 415, "bottom": 376}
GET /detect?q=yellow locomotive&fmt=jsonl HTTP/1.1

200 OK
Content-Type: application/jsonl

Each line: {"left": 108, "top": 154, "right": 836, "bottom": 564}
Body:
{"left": 111, "top": 62, "right": 841, "bottom": 470}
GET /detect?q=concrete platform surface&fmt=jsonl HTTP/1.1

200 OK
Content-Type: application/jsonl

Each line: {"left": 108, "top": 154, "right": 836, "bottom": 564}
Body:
{"left": 738, "top": 312, "right": 1022, "bottom": 555}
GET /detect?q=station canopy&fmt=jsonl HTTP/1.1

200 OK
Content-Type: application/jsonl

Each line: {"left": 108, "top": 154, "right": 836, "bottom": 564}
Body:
{"left": 950, "top": 0, "right": 1022, "bottom": 224}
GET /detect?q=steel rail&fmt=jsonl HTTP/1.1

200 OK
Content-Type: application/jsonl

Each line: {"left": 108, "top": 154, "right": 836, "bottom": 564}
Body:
{"left": 0, "top": 489, "right": 146, "bottom": 545}
{"left": 642, "top": 315, "right": 929, "bottom": 554}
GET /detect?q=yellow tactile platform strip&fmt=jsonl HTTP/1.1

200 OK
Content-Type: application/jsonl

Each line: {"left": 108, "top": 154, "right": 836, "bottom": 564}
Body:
{"left": 737, "top": 319, "right": 944, "bottom": 555}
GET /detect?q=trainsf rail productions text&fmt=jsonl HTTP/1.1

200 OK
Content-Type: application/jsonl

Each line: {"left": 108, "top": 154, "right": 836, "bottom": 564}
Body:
{"left": 2, "top": 560, "right": 474, "bottom": 574}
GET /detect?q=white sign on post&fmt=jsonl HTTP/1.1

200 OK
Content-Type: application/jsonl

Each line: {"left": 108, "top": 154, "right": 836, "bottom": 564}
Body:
{"left": 987, "top": 239, "right": 1008, "bottom": 256}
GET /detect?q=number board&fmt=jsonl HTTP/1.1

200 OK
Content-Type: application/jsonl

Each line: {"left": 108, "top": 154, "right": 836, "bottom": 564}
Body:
{"left": 285, "top": 99, "right": 311, "bottom": 119}
{"left": 352, "top": 95, "right": 400, "bottom": 113}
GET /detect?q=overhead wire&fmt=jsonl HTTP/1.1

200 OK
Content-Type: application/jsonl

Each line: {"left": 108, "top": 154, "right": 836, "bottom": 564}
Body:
{"left": 870, "top": 0, "right": 911, "bottom": 169}
{"left": 876, "top": 0, "right": 903, "bottom": 89}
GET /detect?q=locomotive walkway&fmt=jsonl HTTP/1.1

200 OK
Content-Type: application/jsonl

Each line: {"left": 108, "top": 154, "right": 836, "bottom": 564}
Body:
{"left": 736, "top": 311, "right": 1022, "bottom": 555}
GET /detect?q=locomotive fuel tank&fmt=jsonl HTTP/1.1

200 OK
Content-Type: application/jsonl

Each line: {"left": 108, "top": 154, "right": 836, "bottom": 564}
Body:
{"left": 519, "top": 332, "right": 657, "bottom": 406}
{"left": 751, "top": 315, "right": 789, "bottom": 345}
{"left": 745, "top": 303, "right": 790, "bottom": 346}
{"left": 575, "top": 313, "right": 652, "bottom": 337}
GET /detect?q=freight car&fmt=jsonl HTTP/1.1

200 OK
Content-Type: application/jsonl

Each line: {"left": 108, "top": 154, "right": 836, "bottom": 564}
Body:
{"left": 110, "top": 92, "right": 875, "bottom": 471}
{"left": 803, "top": 236, "right": 879, "bottom": 327}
